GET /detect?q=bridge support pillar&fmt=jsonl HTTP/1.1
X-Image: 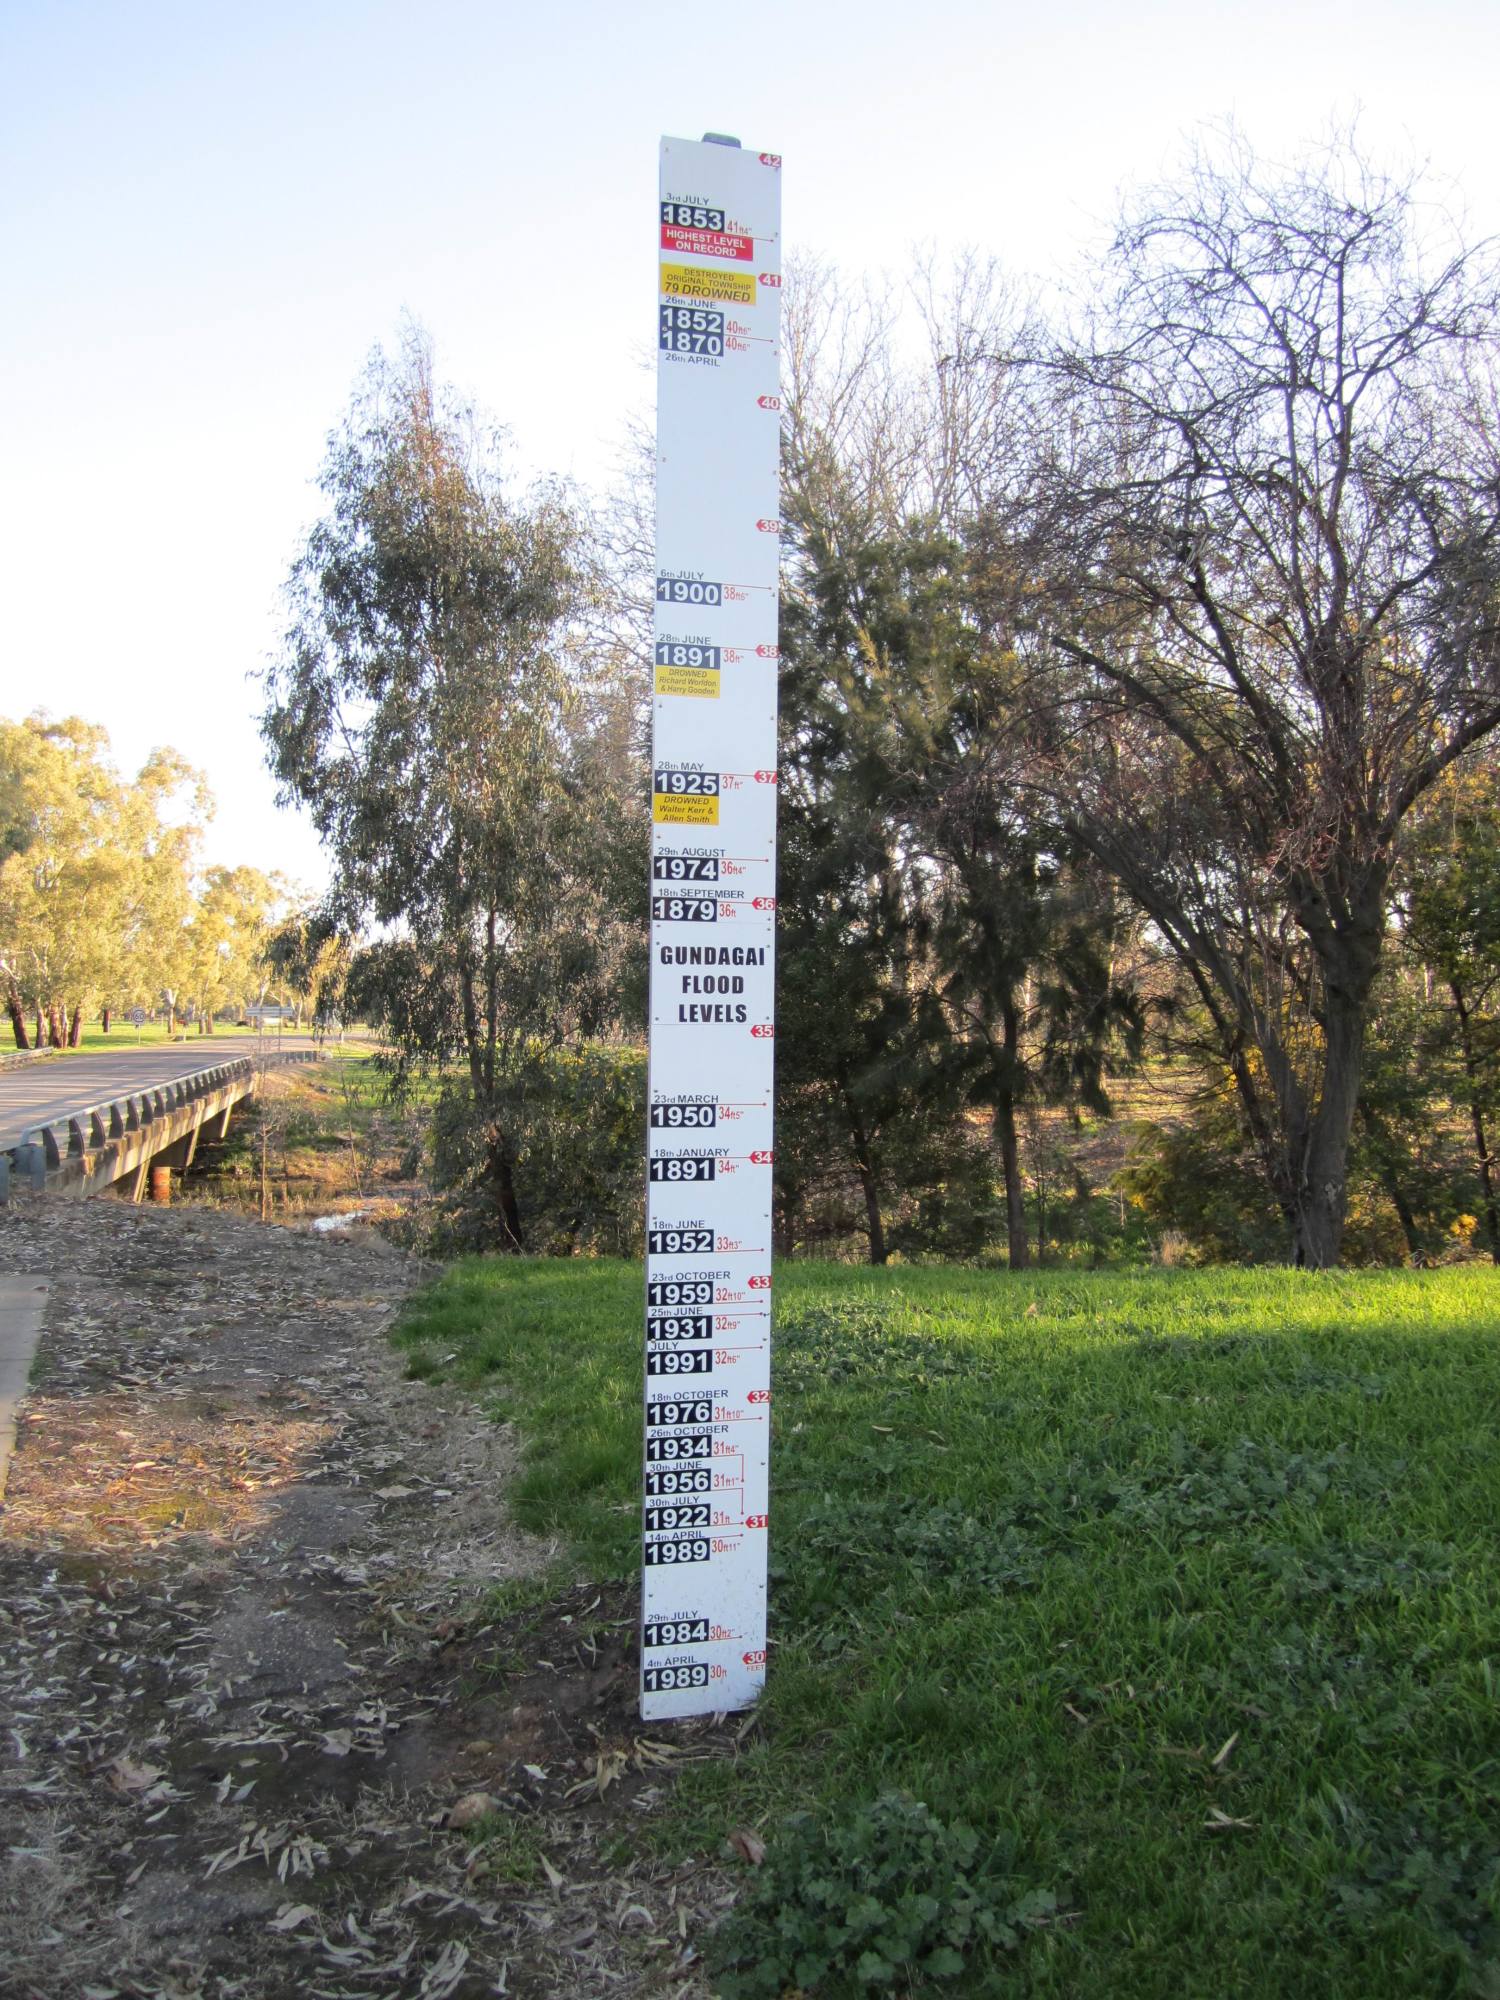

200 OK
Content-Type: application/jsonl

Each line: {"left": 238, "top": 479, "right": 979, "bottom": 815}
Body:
{"left": 148, "top": 1164, "right": 172, "bottom": 1204}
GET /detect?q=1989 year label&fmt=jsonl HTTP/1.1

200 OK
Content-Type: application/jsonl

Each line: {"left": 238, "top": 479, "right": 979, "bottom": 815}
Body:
{"left": 642, "top": 1663, "right": 710, "bottom": 1691}
{"left": 644, "top": 1537, "right": 711, "bottom": 1565}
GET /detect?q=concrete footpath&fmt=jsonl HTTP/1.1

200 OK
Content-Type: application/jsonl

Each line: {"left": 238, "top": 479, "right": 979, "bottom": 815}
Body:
{"left": 0, "top": 1274, "right": 46, "bottom": 1496}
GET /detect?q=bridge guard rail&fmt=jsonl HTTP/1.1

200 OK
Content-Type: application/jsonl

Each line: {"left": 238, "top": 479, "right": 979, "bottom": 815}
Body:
{"left": 0, "top": 1050, "right": 318, "bottom": 1202}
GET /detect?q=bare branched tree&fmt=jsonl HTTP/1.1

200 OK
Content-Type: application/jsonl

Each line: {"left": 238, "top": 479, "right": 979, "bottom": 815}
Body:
{"left": 983, "top": 133, "right": 1500, "bottom": 1265}
{"left": 779, "top": 250, "right": 1031, "bottom": 543}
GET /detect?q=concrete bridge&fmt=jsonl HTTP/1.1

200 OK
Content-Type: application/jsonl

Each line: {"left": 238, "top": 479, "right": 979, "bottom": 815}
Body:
{"left": 0, "top": 1042, "right": 319, "bottom": 1202}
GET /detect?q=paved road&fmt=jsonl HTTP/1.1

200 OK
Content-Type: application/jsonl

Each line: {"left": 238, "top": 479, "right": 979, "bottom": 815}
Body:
{"left": 0, "top": 1038, "right": 319, "bottom": 1154}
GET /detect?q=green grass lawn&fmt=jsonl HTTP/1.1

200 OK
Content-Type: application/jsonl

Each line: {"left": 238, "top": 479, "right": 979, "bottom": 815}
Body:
{"left": 395, "top": 1261, "right": 1500, "bottom": 1998}
{"left": 6, "top": 1024, "right": 387, "bottom": 1057}
{"left": 8, "top": 1022, "right": 300, "bottom": 1056}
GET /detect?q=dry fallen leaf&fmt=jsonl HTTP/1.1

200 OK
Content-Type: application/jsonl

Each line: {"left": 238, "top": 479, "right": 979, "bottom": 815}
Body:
{"left": 419, "top": 1940, "right": 471, "bottom": 1999}
{"left": 1210, "top": 1731, "right": 1240, "bottom": 1770}
{"left": 566, "top": 1746, "right": 629, "bottom": 1800}
{"left": 727, "top": 1828, "right": 767, "bottom": 1866}
{"left": 538, "top": 1852, "right": 567, "bottom": 1890}
{"left": 106, "top": 1755, "right": 165, "bottom": 1794}
{"left": 269, "top": 1903, "right": 319, "bottom": 1932}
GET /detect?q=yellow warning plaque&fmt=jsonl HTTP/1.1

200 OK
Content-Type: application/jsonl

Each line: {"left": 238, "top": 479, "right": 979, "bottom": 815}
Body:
{"left": 655, "top": 665, "right": 721, "bottom": 698}
{"left": 653, "top": 793, "right": 721, "bottom": 825}
{"left": 660, "top": 261, "right": 757, "bottom": 306}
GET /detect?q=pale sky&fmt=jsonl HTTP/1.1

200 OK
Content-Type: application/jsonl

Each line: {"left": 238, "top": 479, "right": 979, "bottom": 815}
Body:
{"left": 5, "top": 0, "right": 1498, "bottom": 892}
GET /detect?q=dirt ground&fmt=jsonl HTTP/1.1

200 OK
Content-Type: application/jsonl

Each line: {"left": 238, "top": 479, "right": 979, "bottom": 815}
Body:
{"left": 0, "top": 1199, "right": 746, "bottom": 2000}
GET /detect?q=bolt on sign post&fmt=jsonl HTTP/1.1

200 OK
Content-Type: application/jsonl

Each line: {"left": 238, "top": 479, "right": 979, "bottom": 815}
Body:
{"left": 641, "top": 134, "right": 782, "bottom": 1722}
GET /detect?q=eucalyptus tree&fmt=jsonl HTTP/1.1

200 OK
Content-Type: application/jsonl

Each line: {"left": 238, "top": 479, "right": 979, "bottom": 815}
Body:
{"left": 261, "top": 331, "right": 641, "bottom": 1248}
{"left": 987, "top": 137, "right": 1500, "bottom": 1266}
{"left": 0, "top": 715, "right": 203, "bottom": 1045}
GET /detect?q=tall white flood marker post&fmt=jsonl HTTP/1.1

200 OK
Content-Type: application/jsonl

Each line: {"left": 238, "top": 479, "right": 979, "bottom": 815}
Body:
{"left": 641, "top": 134, "right": 782, "bottom": 1721}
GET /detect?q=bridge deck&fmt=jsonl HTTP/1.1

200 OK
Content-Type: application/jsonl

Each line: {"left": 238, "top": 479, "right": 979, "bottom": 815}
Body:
{"left": 0, "top": 1039, "right": 319, "bottom": 1154}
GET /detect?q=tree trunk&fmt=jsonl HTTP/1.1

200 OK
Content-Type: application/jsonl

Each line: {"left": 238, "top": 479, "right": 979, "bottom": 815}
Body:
{"left": 1381, "top": 1164, "right": 1423, "bottom": 1265}
{"left": 47, "top": 1004, "right": 65, "bottom": 1048}
{"left": 68, "top": 1006, "right": 83, "bottom": 1047}
{"left": 840, "top": 1086, "right": 887, "bottom": 1265}
{"left": 34, "top": 1008, "right": 43, "bottom": 1047}
{"left": 101, "top": 1006, "right": 111, "bottom": 1034}
{"left": 1450, "top": 980, "right": 1500, "bottom": 1264}
{"left": 1357, "top": 1102, "right": 1423, "bottom": 1264}
{"left": 859, "top": 1161, "right": 888, "bottom": 1265}
{"left": 995, "top": 1091, "right": 1030, "bottom": 1268}
{"left": 773, "top": 1182, "right": 801, "bottom": 1257}
{"left": 493, "top": 1137, "right": 525, "bottom": 1252}
{"left": 166, "top": 1004, "right": 176, "bottom": 1035}
{"left": 6, "top": 988, "right": 30, "bottom": 1049}
{"left": 1287, "top": 989, "right": 1366, "bottom": 1269}
{"left": 995, "top": 1001, "right": 1029, "bottom": 1269}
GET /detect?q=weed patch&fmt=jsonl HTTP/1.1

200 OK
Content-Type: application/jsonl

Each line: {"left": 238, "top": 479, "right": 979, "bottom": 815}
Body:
{"left": 776, "top": 1299, "right": 984, "bottom": 1389}
{"left": 786, "top": 1495, "right": 1043, "bottom": 1609}
{"left": 1323, "top": 1789, "right": 1500, "bottom": 1984}
{"left": 1252, "top": 1538, "right": 1453, "bottom": 1604}
{"left": 708, "top": 1792, "right": 1058, "bottom": 1998}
